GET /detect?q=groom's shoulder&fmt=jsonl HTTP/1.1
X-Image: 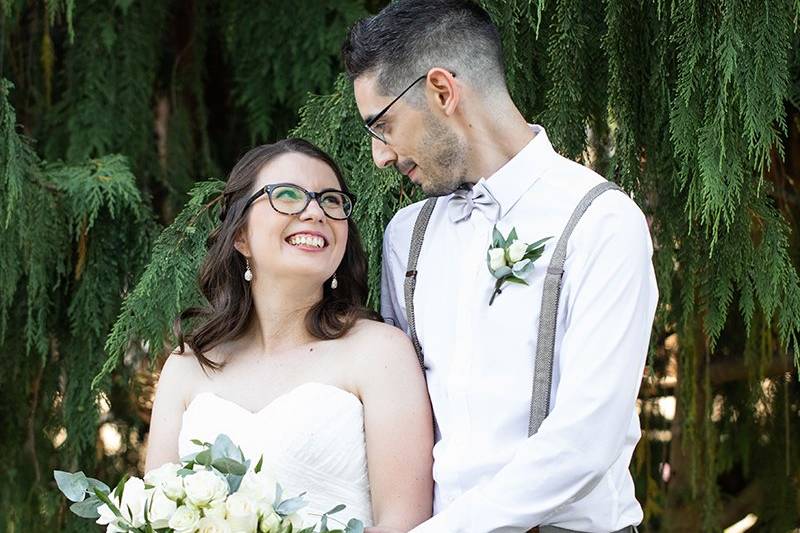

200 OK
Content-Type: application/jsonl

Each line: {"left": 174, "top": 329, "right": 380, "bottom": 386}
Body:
{"left": 546, "top": 156, "right": 643, "bottom": 220}
{"left": 383, "top": 198, "right": 433, "bottom": 251}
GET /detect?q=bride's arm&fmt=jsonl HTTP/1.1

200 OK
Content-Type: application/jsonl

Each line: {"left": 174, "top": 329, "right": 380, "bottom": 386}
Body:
{"left": 144, "top": 351, "right": 194, "bottom": 472}
{"left": 354, "top": 321, "right": 434, "bottom": 531}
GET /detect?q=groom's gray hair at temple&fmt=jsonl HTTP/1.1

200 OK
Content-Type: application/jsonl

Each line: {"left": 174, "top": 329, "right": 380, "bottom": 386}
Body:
{"left": 341, "top": 0, "right": 507, "bottom": 100}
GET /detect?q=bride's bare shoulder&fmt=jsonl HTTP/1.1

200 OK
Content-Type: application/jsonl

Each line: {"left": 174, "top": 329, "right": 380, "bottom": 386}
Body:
{"left": 345, "top": 319, "right": 419, "bottom": 370}
{"left": 348, "top": 318, "right": 412, "bottom": 347}
{"left": 158, "top": 344, "right": 224, "bottom": 390}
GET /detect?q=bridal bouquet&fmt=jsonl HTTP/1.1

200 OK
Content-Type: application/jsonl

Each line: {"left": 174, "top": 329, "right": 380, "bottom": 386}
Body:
{"left": 54, "top": 434, "right": 364, "bottom": 533}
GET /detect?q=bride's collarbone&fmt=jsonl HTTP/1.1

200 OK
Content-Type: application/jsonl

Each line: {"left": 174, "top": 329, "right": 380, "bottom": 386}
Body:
{"left": 190, "top": 349, "right": 361, "bottom": 412}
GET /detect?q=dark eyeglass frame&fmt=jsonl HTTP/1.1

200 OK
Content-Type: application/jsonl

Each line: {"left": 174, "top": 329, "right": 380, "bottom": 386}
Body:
{"left": 242, "top": 182, "right": 356, "bottom": 220}
{"left": 363, "top": 72, "right": 457, "bottom": 144}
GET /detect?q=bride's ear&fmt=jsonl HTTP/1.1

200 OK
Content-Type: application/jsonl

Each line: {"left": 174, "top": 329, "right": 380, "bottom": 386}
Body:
{"left": 233, "top": 230, "right": 251, "bottom": 258}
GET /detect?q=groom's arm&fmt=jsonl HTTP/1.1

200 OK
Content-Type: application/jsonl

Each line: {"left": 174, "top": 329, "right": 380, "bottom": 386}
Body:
{"left": 380, "top": 216, "right": 410, "bottom": 332}
{"left": 410, "top": 195, "right": 659, "bottom": 532}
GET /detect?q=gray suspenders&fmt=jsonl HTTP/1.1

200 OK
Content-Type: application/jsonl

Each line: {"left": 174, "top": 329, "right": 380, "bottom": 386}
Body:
{"left": 402, "top": 181, "right": 634, "bottom": 533}
{"left": 527, "top": 181, "right": 623, "bottom": 435}
{"left": 403, "top": 196, "right": 437, "bottom": 370}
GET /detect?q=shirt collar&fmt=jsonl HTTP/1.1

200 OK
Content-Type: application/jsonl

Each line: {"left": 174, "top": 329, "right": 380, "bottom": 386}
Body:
{"left": 475, "top": 124, "right": 556, "bottom": 220}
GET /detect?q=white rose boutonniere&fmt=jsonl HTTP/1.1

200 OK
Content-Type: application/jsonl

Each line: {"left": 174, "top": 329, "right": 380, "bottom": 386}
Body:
{"left": 486, "top": 225, "right": 551, "bottom": 305}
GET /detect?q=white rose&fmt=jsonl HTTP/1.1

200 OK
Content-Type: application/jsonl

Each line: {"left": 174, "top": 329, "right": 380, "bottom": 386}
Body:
{"left": 488, "top": 247, "right": 507, "bottom": 271}
{"left": 507, "top": 240, "right": 528, "bottom": 263}
{"left": 184, "top": 470, "right": 229, "bottom": 507}
{"left": 254, "top": 500, "right": 274, "bottom": 519}
{"left": 95, "top": 476, "right": 147, "bottom": 531}
{"left": 237, "top": 469, "right": 277, "bottom": 505}
{"left": 225, "top": 492, "right": 258, "bottom": 532}
{"left": 144, "top": 462, "right": 181, "bottom": 487}
{"left": 147, "top": 487, "right": 178, "bottom": 528}
{"left": 205, "top": 498, "right": 228, "bottom": 519}
{"left": 169, "top": 504, "right": 202, "bottom": 533}
{"left": 145, "top": 462, "right": 186, "bottom": 500}
{"left": 196, "top": 515, "right": 233, "bottom": 533}
{"left": 163, "top": 474, "right": 186, "bottom": 500}
{"left": 259, "top": 511, "right": 282, "bottom": 533}
{"left": 281, "top": 510, "right": 310, "bottom": 531}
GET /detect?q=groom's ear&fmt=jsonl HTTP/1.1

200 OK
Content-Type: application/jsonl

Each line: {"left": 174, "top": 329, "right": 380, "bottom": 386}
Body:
{"left": 426, "top": 68, "right": 459, "bottom": 117}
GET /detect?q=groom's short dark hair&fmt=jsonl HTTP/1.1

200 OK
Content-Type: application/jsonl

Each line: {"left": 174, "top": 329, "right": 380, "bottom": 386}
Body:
{"left": 342, "top": 0, "right": 506, "bottom": 99}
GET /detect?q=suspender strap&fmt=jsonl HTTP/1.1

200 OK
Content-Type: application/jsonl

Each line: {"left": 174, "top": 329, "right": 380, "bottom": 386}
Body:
{"left": 528, "top": 181, "right": 623, "bottom": 436}
{"left": 404, "top": 197, "right": 437, "bottom": 369}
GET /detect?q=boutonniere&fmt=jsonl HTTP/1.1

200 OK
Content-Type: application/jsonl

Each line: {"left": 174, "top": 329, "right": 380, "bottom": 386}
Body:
{"left": 486, "top": 226, "right": 551, "bottom": 305}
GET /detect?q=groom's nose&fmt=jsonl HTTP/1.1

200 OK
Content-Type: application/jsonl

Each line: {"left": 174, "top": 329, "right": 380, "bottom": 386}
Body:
{"left": 371, "top": 137, "right": 397, "bottom": 169}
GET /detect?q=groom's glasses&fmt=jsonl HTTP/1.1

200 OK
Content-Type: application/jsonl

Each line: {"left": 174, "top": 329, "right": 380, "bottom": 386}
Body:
{"left": 363, "top": 74, "right": 427, "bottom": 144}
{"left": 363, "top": 72, "right": 457, "bottom": 145}
{"left": 243, "top": 183, "right": 356, "bottom": 220}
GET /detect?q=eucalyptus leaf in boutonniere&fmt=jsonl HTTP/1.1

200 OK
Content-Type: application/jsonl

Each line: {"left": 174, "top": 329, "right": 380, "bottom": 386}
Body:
{"left": 486, "top": 225, "right": 552, "bottom": 305}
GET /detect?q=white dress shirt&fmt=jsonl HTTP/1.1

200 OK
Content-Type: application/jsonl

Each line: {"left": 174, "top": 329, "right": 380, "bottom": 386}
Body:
{"left": 381, "top": 126, "right": 659, "bottom": 532}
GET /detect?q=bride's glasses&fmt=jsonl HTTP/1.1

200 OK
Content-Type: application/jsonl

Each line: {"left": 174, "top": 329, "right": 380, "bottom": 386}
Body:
{"left": 243, "top": 183, "right": 356, "bottom": 220}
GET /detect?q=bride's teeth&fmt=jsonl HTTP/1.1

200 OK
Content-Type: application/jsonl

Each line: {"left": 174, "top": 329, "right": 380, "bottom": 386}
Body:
{"left": 288, "top": 234, "right": 324, "bottom": 248}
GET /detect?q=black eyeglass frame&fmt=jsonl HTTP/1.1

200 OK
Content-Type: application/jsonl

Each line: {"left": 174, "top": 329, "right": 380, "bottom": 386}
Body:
{"left": 242, "top": 182, "right": 357, "bottom": 220}
{"left": 363, "top": 72, "right": 457, "bottom": 144}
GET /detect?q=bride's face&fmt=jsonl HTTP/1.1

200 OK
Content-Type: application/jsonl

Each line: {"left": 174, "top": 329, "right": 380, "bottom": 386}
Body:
{"left": 237, "top": 152, "right": 349, "bottom": 287}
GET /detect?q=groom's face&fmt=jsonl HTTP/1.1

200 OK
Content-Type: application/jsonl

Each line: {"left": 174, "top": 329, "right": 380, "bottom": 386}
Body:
{"left": 354, "top": 74, "right": 468, "bottom": 196}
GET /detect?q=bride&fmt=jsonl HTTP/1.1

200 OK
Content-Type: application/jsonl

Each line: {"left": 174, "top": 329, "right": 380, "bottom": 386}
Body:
{"left": 145, "top": 138, "right": 433, "bottom": 530}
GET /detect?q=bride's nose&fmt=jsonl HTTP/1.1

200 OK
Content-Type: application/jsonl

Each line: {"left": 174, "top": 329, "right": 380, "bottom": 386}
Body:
{"left": 297, "top": 198, "right": 326, "bottom": 223}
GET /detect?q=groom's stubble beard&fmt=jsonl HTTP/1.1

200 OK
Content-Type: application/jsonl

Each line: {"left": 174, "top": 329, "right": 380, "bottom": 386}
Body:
{"left": 416, "top": 112, "right": 468, "bottom": 197}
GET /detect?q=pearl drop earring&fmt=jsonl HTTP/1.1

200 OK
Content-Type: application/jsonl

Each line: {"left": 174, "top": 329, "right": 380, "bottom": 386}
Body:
{"left": 244, "top": 259, "right": 253, "bottom": 282}
{"left": 331, "top": 273, "right": 338, "bottom": 289}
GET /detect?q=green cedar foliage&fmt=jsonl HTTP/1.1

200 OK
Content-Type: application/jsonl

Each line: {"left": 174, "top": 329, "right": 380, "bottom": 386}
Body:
{"left": 2, "top": 1, "right": 800, "bottom": 531}
{"left": 0, "top": 78, "right": 155, "bottom": 531}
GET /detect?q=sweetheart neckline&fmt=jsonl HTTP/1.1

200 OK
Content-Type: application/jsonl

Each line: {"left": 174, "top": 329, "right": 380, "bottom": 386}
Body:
{"left": 184, "top": 382, "right": 362, "bottom": 417}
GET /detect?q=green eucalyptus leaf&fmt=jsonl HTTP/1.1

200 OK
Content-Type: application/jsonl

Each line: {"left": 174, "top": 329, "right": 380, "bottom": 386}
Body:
{"left": 507, "top": 227, "right": 518, "bottom": 244}
{"left": 54, "top": 470, "right": 89, "bottom": 502}
{"left": 212, "top": 457, "right": 247, "bottom": 475}
{"left": 511, "top": 258, "right": 531, "bottom": 274}
{"left": 195, "top": 449, "right": 212, "bottom": 466}
{"left": 492, "top": 265, "right": 512, "bottom": 279}
{"left": 211, "top": 434, "right": 241, "bottom": 461}
{"left": 505, "top": 276, "right": 529, "bottom": 285}
{"left": 526, "top": 236, "right": 552, "bottom": 252}
{"left": 345, "top": 520, "right": 365, "bottom": 533}
{"left": 225, "top": 472, "right": 245, "bottom": 493}
{"left": 190, "top": 439, "right": 210, "bottom": 447}
{"left": 325, "top": 504, "right": 346, "bottom": 515}
{"left": 87, "top": 477, "right": 111, "bottom": 494}
{"left": 113, "top": 473, "right": 129, "bottom": 500}
{"left": 492, "top": 226, "right": 505, "bottom": 248}
{"left": 524, "top": 249, "right": 545, "bottom": 262}
{"left": 69, "top": 495, "right": 102, "bottom": 518}
{"left": 255, "top": 455, "right": 264, "bottom": 474}
{"left": 276, "top": 494, "right": 308, "bottom": 515}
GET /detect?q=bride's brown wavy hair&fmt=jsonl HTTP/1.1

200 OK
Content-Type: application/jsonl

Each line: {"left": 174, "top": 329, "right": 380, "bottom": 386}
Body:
{"left": 174, "top": 138, "right": 379, "bottom": 371}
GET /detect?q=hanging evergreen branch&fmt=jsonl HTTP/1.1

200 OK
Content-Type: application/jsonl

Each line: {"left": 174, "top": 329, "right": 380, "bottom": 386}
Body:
{"left": 1, "top": 77, "right": 156, "bottom": 531}
{"left": 98, "top": 180, "right": 224, "bottom": 386}
{"left": 223, "top": 0, "right": 367, "bottom": 143}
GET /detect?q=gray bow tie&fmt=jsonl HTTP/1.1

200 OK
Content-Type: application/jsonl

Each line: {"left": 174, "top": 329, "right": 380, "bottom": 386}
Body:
{"left": 448, "top": 181, "right": 500, "bottom": 223}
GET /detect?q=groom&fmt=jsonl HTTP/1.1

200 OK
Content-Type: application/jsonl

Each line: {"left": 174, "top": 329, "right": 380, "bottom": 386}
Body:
{"left": 343, "top": 1, "right": 658, "bottom": 532}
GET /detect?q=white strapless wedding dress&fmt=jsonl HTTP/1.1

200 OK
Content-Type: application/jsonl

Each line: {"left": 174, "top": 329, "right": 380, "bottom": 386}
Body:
{"left": 178, "top": 382, "right": 373, "bottom": 526}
